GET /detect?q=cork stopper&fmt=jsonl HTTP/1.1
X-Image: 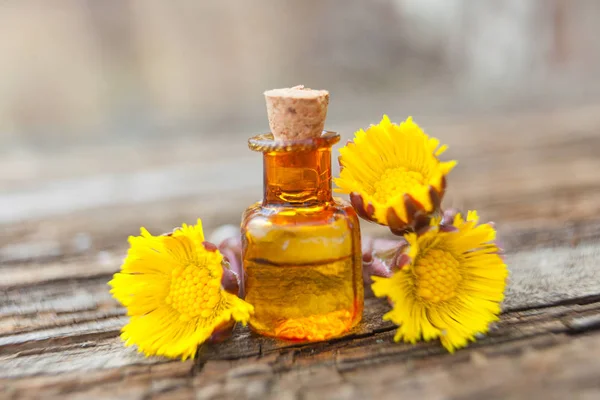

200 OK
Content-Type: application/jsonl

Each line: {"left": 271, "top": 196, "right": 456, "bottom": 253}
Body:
{"left": 264, "top": 85, "right": 329, "bottom": 141}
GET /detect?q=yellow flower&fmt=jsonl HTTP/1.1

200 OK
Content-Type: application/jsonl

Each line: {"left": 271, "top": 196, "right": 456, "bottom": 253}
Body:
{"left": 109, "top": 219, "right": 254, "bottom": 360}
{"left": 371, "top": 211, "right": 508, "bottom": 352}
{"left": 335, "top": 115, "right": 457, "bottom": 233}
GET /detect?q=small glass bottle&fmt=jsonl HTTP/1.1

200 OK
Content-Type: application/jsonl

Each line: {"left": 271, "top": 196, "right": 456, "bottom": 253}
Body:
{"left": 241, "top": 131, "right": 363, "bottom": 341}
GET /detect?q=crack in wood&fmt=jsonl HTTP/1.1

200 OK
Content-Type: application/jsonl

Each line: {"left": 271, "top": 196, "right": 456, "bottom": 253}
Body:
{"left": 506, "top": 293, "right": 600, "bottom": 313}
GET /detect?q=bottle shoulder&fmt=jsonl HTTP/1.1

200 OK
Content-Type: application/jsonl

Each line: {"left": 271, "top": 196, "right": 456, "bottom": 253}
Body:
{"left": 243, "top": 198, "right": 357, "bottom": 223}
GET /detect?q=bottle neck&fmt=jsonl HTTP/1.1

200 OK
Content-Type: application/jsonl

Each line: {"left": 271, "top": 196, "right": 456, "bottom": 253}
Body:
{"left": 263, "top": 147, "right": 333, "bottom": 206}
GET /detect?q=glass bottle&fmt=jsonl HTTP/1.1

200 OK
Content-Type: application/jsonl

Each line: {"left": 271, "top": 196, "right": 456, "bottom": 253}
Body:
{"left": 241, "top": 132, "right": 363, "bottom": 341}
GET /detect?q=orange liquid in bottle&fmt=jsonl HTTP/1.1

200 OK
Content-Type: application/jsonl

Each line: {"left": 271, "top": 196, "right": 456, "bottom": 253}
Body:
{"left": 241, "top": 132, "right": 363, "bottom": 341}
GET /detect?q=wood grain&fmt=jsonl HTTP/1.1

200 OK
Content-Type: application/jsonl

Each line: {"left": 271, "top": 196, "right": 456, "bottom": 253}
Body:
{"left": 2, "top": 104, "right": 600, "bottom": 399}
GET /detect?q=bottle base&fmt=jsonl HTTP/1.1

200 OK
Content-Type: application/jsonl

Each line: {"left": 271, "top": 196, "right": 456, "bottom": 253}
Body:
{"left": 249, "top": 308, "right": 361, "bottom": 342}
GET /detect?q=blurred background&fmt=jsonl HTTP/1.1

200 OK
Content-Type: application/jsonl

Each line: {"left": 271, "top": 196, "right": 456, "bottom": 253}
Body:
{"left": 2, "top": 0, "right": 600, "bottom": 261}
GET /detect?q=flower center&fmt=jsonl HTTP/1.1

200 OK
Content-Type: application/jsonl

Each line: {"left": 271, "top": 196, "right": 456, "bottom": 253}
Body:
{"left": 372, "top": 167, "right": 424, "bottom": 203}
{"left": 165, "top": 264, "right": 222, "bottom": 321}
{"left": 413, "top": 248, "right": 461, "bottom": 303}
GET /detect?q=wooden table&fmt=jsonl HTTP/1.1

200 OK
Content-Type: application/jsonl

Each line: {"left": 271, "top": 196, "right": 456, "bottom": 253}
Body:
{"left": 2, "top": 106, "right": 600, "bottom": 399}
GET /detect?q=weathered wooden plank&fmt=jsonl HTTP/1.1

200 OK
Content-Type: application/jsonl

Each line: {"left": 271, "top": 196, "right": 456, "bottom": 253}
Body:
{"left": 1, "top": 223, "right": 599, "bottom": 371}
{"left": 4, "top": 237, "right": 600, "bottom": 313}
{"left": 0, "top": 157, "right": 259, "bottom": 226}
{"left": 2, "top": 105, "right": 600, "bottom": 261}
{"left": 0, "top": 277, "right": 112, "bottom": 316}
{"left": 0, "top": 258, "right": 120, "bottom": 289}
{"left": 0, "top": 194, "right": 256, "bottom": 263}
{"left": 7, "top": 134, "right": 598, "bottom": 227}
{"left": 2, "top": 300, "right": 599, "bottom": 399}
{"left": 339, "top": 334, "right": 600, "bottom": 400}
{"left": 1, "top": 218, "right": 598, "bottom": 375}
{"left": 0, "top": 337, "right": 182, "bottom": 380}
{"left": 2, "top": 244, "right": 600, "bottom": 378}
{"left": 503, "top": 243, "right": 600, "bottom": 310}
{"left": 4, "top": 227, "right": 597, "bottom": 396}
{"left": 0, "top": 307, "right": 124, "bottom": 337}
{"left": 2, "top": 355, "right": 194, "bottom": 400}
{"left": 2, "top": 104, "right": 600, "bottom": 399}
{"left": 0, "top": 135, "right": 245, "bottom": 193}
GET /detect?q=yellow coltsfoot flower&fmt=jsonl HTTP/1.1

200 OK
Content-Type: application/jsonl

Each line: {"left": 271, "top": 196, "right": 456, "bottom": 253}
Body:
{"left": 335, "top": 115, "right": 457, "bottom": 234}
{"left": 371, "top": 210, "right": 508, "bottom": 352}
{"left": 109, "top": 219, "right": 254, "bottom": 360}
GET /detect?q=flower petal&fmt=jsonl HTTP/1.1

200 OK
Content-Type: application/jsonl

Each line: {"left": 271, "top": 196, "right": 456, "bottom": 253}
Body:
{"left": 371, "top": 210, "right": 507, "bottom": 353}
{"left": 110, "top": 219, "right": 254, "bottom": 360}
